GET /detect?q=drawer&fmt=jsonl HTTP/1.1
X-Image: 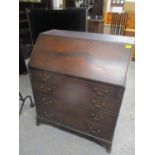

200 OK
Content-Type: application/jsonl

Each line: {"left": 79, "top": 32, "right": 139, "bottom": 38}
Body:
{"left": 89, "top": 82, "right": 124, "bottom": 102}
{"left": 86, "top": 110, "right": 117, "bottom": 129}
{"left": 30, "top": 69, "right": 124, "bottom": 102}
{"left": 32, "top": 80, "right": 122, "bottom": 114}
{"left": 34, "top": 93, "right": 118, "bottom": 129}
{"left": 31, "top": 76, "right": 91, "bottom": 100}
{"left": 90, "top": 95, "right": 121, "bottom": 113}
{"left": 84, "top": 121, "right": 114, "bottom": 141}
{"left": 36, "top": 101, "right": 114, "bottom": 141}
{"left": 30, "top": 69, "right": 60, "bottom": 83}
{"left": 31, "top": 80, "right": 55, "bottom": 94}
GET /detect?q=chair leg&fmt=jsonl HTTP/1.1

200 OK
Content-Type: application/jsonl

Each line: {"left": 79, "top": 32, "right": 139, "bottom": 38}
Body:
{"left": 19, "top": 92, "right": 24, "bottom": 101}
{"left": 19, "top": 93, "right": 34, "bottom": 115}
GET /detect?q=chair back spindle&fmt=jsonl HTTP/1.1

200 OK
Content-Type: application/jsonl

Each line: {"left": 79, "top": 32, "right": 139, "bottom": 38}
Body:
{"left": 110, "top": 13, "right": 128, "bottom": 35}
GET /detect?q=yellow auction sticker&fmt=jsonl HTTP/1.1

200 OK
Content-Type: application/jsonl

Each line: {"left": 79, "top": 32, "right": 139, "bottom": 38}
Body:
{"left": 125, "top": 44, "right": 132, "bottom": 49}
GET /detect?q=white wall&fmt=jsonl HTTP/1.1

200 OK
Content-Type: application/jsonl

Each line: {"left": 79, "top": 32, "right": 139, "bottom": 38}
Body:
{"left": 53, "top": 0, "right": 63, "bottom": 8}
{"left": 106, "top": 0, "right": 135, "bottom": 12}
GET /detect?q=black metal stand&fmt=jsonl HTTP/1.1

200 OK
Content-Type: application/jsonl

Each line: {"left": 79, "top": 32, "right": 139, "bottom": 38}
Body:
{"left": 19, "top": 92, "right": 34, "bottom": 115}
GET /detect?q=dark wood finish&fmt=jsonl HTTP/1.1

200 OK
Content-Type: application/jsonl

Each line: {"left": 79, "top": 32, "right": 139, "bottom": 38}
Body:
{"left": 29, "top": 30, "right": 134, "bottom": 86}
{"left": 88, "top": 20, "right": 104, "bottom": 33}
{"left": 104, "top": 12, "right": 135, "bottom": 29}
{"left": 125, "top": 29, "right": 135, "bottom": 37}
{"left": 110, "top": 13, "right": 128, "bottom": 36}
{"left": 19, "top": 1, "right": 47, "bottom": 57}
{"left": 29, "top": 30, "right": 134, "bottom": 152}
{"left": 41, "top": 0, "right": 52, "bottom": 8}
{"left": 65, "top": 0, "right": 76, "bottom": 7}
{"left": 93, "top": 0, "right": 104, "bottom": 17}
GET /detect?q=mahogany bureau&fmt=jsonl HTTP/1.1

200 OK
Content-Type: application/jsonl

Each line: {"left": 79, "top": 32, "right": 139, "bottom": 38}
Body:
{"left": 28, "top": 30, "right": 134, "bottom": 152}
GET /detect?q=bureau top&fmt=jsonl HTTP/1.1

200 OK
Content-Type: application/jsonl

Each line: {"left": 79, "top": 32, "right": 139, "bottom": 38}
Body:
{"left": 29, "top": 30, "right": 134, "bottom": 87}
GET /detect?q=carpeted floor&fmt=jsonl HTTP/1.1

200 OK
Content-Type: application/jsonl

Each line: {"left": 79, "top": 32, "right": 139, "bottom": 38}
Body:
{"left": 19, "top": 61, "right": 135, "bottom": 155}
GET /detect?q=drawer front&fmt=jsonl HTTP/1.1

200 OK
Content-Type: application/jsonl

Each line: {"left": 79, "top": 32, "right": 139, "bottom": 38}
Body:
{"left": 29, "top": 69, "right": 60, "bottom": 83}
{"left": 86, "top": 110, "right": 117, "bottom": 129}
{"left": 30, "top": 69, "right": 123, "bottom": 115}
{"left": 90, "top": 95, "right": 121, "bottom": 113}
{"left": 31, "top": 78, "right": 122, "bottom": 114}
{"left": 33, "top": 92, "right": 117, "bottom": 129}
{"left": 89, "top": 82, "right": 124, "bottom": 102}
{"left": 35, "top": 97, "right": 114, "bottom": 141}
{"left": 30, "top": 69, "right": 124, "bottom": 103}
{"left": 30, "top": 69, "right": 122, "bottom": 140}
{"left": 84, "top": 121, "right": 114, "bottom": 141}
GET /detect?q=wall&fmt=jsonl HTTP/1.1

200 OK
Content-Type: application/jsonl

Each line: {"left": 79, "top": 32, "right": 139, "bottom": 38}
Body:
{"left": 106, "top": 0, "right": 135, "bottom": 12}
{"left": 53, "top": 0, "right": 63, "bottom": 8}
{"left": 124, "top": 2, "right": 135, "bottom": 12}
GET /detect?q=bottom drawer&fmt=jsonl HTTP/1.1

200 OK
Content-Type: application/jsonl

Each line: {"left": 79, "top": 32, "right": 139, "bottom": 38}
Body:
{"left": 37, "top": 105, "right": 114, "bottom": 141}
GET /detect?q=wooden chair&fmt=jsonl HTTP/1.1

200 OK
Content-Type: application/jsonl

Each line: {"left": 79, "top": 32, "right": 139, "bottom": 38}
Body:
{"left": 110, "top": 13, "right": 128, "bottom": 35}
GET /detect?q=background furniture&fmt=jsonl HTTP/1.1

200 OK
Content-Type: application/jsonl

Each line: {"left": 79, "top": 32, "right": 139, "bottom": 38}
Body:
{"left": 104, "top": 12, "right": 135, "bottom": 29}
{"left": 125, "top": 28, "right": 135, "bottom": 36}
{"left": 104, "top": 11, "right": 135, "bottom": 59}
{"left": 85, "top": 0, "right": 104, "bottom": 33}
{"left": 64, "top": 0, "right": 104, "bottom": 33}
{"left": 87, "top": 19, "right": 104, "bottom": 33}
{"left": 65, "top": 0, "right": 104, "bottom": 19}
{"left": 64, "top": 0, "right": 76, "bottom": 7}
{"left": 110, "top": 13, "right": 128, "bottom": 35}
{"left": 19, "top": 92, "right": 34, "bottom": 115}
{"left": 19, "top": 1, "right": 47, "bottom": 58}
{"left": 19, "top": 44, "right": 28, "bottom": 74}
{"left": 29, "top": 29, "right": 134, "bottom": 152}
{"left": 27, "top": 8, "right": 86, "bottom": 44}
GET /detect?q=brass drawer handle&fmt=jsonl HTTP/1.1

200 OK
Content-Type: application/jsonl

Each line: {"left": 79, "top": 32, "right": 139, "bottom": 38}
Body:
{"left": 42, "top": 98, "right": 48, "bottom": 105}
{"left": 42, "top": 98, "right": 46, "bottom": 101}
{"left": 41, "top": 78, "right": 47, "bottom": 82}
{"left": 44, "top": 111, "right": 53, "bottom": 117}
{"left": 47, "top": 88, "right": 52, "bottom": 92}
{"left": 91, "top": 113, "right": 103, "bottom": 121}
{"left": 39, "top": 73, "right": 42, "bottom": 77}
{"left": 40, "top": 86, "right": 51, "bottom": 92}
{"left": 89, "top": 126, "right": 101, "bottom": 134}
{"left": 42, "top": 98, "right": 54, "bottom": 105}
{"left": 46, "top": 75, "right": 50, "bottom": 80}
{"left": 104, "top": 89, "right": 109, "bottom": 93}
{"left": 48, "top": 100, "right": 54, "bottom": 104}
{"left": 40, "top": 75, "right": 50, "bottom": 82}
{"left": 44, "top": 88, "right": 53, "bottom": 93}
{"left": 43, "top": 90, "right": 48, "bottom": 93}
{"left": 44, "top": 101, "right": 54, "bottom": 105}
{"left": 93, "top": 87, "right": 109, "bottom": 97}
{"left": 96, "top": 92, "right": 105, "bottom": 97}
{"left": 40, "top": 86, "right": 44, "bottom": 89}
{"left": 91, "top": 100, "right": 105, "bottom": 108}
{"left": 40, "top": 86, "right": 53, "bottom": 93}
